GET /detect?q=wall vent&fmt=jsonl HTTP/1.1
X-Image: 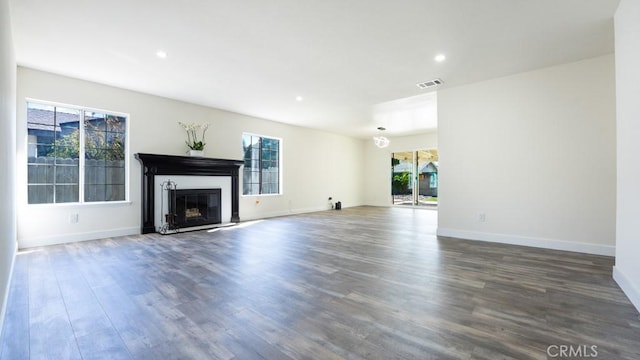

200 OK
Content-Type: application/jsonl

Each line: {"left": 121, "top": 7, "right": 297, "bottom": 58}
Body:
{"left": 416, "top": 78, "right": 443, "bottom": 89}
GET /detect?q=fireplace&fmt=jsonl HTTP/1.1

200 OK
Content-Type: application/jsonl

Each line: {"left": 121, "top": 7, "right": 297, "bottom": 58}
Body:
{"left": 134, "top": 153, "right": 244, "bottom": 234}
{"left": 170, "top": 188, "right": 221, "bottom": 228}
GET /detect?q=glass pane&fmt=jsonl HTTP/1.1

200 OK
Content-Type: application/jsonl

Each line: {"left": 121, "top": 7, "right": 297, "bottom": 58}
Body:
{"left": 417, "top": 149, "right": 438, "bottom": 206}
{"left": 28, "top": 162, "right": 54, "bottom": 184}
{"left": 28, "top": 185, "right": 54, "bottom": 204}
{"left": 85, "top": 184, "right": 106, "bottom": 202}
{"left": 53, "top": 108, "right": 80, "bottom": 159}
{"left": 84, "top": 164, "right": 106, "bottom": 185}
{"left": 27, "top": 103, "right": 57, "bottom": 159}
{"left": 85, "top": 112, "right": 107, "bottom": 131}
{"left": 55, "top": 164, "right": 79, "bottom": 184}
{"left": 105, "top": 115, "right": 126, "bottom": 159}
{"left": 55, "top": 184, "right": 79, "bottom": 203}
{"left": 39, "top": 133, "right": 56, "bottom": 146}
{"left": 392, "top": 151, "right": 414, "bottom": 206}
{"left": 54, "top": 144, "right": 79, "bottom": 160}
{"left": 105, "top": 164, "right": 125, "bottom": 185}
{"left": 107, "top": 115, "right": 126, "bottom": 132}
{"left": 263, "top": 183, "right": 276, "bottom": 194}
{"left": 242, "top": 134, "right": 252, "bottom": 154}
{"left": 106, "top": 185, "right": 125, "bottom": 201}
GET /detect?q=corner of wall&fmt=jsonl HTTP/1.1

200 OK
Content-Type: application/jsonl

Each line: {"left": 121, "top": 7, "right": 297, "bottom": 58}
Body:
{"left": 0, "top": 248, "right": 16, "bottom": 344}
{"left": 613, "top": 266, "right": 640, "bottom": 312}
{"left": 614, "top": 0, "right": 640, "bottom": 314}
{"left": 0, "top": 0, "right": 18, "bottom": 343}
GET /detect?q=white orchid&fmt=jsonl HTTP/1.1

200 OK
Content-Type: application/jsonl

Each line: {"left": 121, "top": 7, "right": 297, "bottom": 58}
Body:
{"left": 178, "top": 121, "right": 209, "bottom": 150}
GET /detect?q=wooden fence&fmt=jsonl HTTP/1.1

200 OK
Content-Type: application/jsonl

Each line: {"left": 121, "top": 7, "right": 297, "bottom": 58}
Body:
{"left": 28, "top": 157, "right": 125, "bottom": 203}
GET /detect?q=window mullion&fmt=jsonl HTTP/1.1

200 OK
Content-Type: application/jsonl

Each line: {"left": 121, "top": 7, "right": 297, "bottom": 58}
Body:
{"left": 258, "top": 137, "right": 263, "bottom": 194}
{"left": 52, "top": 107, "right": 57, "bottom": 204}
{"left": 79, "top": 111, "right": 85, "bottom": 203}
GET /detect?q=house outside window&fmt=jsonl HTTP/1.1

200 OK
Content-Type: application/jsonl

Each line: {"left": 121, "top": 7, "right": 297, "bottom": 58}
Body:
{"left": 27, "top": 101, "right": 128, "bottom": 204}
{"left": 242, "top": 133, "right": 281, "bottom": 195}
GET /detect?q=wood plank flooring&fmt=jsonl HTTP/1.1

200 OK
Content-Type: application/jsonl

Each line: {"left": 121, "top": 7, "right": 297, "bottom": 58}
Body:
{"left": 1, "top": 206, "right": 639, "bottom": 359}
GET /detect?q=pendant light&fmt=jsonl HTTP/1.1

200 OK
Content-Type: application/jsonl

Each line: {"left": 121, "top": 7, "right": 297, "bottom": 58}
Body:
{"left": 373, "top": 126, "right": 390, "bottom": 148}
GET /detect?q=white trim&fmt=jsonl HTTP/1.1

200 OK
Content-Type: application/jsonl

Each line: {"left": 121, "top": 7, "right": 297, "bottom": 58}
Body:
{"left": 436, "top": 228, "right": 615, "bottom": 256}
{"left": 18, "top": 226, "right": 139, "bottom": 249}
{"left": 25, "top": 99, "right": 131, "bottom": 204}
{"left": 613, "top": 266, "right": 640, "bottom": 313}
{"left": 26, "top": 200, "right": 132, "bottom": 208}
{"left": 241, "top": 205, "right": 347, "bottom": 222}
{"left": 0, "top": 242, "right": 17, "bottom": 345}
{"left": 241, "top": 132, "right": 283, "bottom": 196}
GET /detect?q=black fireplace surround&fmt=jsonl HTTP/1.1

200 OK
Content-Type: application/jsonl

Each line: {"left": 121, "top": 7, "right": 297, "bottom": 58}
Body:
{"left": 134, "top": 153, "right": 243, "bottom": 234}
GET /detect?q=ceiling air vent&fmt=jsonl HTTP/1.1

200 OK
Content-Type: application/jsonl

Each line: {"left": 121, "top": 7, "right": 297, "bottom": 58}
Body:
{"left": 416, "top": 78, "right": 443, "bottom": 89}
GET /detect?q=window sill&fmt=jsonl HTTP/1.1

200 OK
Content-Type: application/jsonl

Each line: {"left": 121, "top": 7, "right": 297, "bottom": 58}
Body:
{"left": 241, "top": 193, "right": 283, "bottom": 198}
{"left": 27, "top": 200, "right": 133, "bottom": 208}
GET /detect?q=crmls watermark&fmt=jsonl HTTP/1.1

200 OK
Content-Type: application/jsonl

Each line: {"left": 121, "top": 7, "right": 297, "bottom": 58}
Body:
{"left": 547, "top": 344, "right": 598, "bottom": 358}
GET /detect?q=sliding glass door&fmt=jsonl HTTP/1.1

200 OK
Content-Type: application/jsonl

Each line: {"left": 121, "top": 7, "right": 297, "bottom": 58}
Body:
{"left": 392, "top": 149, "right": 438, "bottom": 207}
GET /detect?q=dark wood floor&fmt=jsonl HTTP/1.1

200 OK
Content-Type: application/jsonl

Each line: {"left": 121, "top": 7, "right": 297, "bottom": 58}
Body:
{"left": 1, "top": 206, "right": 639, "bottom": 359}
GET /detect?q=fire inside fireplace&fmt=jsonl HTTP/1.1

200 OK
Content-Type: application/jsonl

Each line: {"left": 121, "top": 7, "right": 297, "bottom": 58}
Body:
{"left": 169, "top": 188, "right": 222, "bottom": 229}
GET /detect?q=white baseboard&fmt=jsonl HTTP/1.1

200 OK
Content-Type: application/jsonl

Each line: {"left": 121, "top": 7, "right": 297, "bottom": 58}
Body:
{"left": 16, "top": 205, "right": 357, "bottom": 247}
{"left": 18, "top": 226, "right": 139, "bottom": 249}
{"left": 437, "top": 228, "right": 615, "bottom": 256}
{"left": 613, "top": 266, "right": 640, "bottom": 313}
{"left": 241, "top": 205, "right": 341, "bottom": 222}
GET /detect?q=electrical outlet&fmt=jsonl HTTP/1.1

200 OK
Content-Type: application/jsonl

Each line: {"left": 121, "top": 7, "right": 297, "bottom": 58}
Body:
{"left": 478, "top": 213, "right": 486, "bottom": 222}
{"left": 69, "top": 213, "right": 79, "bottom": 224}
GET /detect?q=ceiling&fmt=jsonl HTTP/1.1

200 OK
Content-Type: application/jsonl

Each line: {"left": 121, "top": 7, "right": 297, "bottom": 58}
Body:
{"left": 9, "top": 0, "right": 620, "bottom": 139}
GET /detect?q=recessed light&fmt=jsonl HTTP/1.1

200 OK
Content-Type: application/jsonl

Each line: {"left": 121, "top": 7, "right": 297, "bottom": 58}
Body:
{"left": 295, "top": 96, "right": 303, "bottom": 102}
{"left": 434, "top": 54, "right": 446, "bottom": 62}
{"left": 156, "top": 50, "right": 167, "bottom": 59}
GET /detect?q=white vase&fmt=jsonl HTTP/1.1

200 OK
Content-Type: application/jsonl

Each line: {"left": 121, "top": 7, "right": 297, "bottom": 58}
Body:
{"left": 189, "top": 150, "right": 204, "bottom": 157}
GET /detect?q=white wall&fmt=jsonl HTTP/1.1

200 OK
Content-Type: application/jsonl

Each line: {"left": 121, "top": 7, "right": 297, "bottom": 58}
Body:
{"left": 613, "top": 0, "right": 640, "bottom": 312}
{"left": 363, "top": 131, "right": 438, "bottom": 206}
{"left": 437, "top": 55, "right": 616, "bottom": 256}
{"left": 0, "top": 0, "right": 17, "bottom": 339}
{"left": 16, "top": 67, "right": 364, "bottom": 248}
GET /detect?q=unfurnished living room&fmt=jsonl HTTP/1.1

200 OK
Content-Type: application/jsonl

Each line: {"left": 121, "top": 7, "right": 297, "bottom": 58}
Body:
{"left": 1, "top": 1, "right": 640, "bottom": 359}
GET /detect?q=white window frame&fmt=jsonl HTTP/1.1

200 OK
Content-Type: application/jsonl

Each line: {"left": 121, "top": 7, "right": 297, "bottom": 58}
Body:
{"left": 26, "top": 99, "right": 131, "bottom": 205}
{"left": 241, "top": 132, "right": 283, "bottom": 196}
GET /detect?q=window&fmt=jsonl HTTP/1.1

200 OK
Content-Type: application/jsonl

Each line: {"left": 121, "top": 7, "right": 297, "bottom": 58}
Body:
{"left": 391, "top": 150, "right": 438, "bottom": 206}
{"left": 27, "top": 101, "right": 128, "bottom": 204}
{"left": 429, "top": 171, "right": 438, "bottom": 189}
{"left": 242, "top": 133, "right": 280, "bottom": 195}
